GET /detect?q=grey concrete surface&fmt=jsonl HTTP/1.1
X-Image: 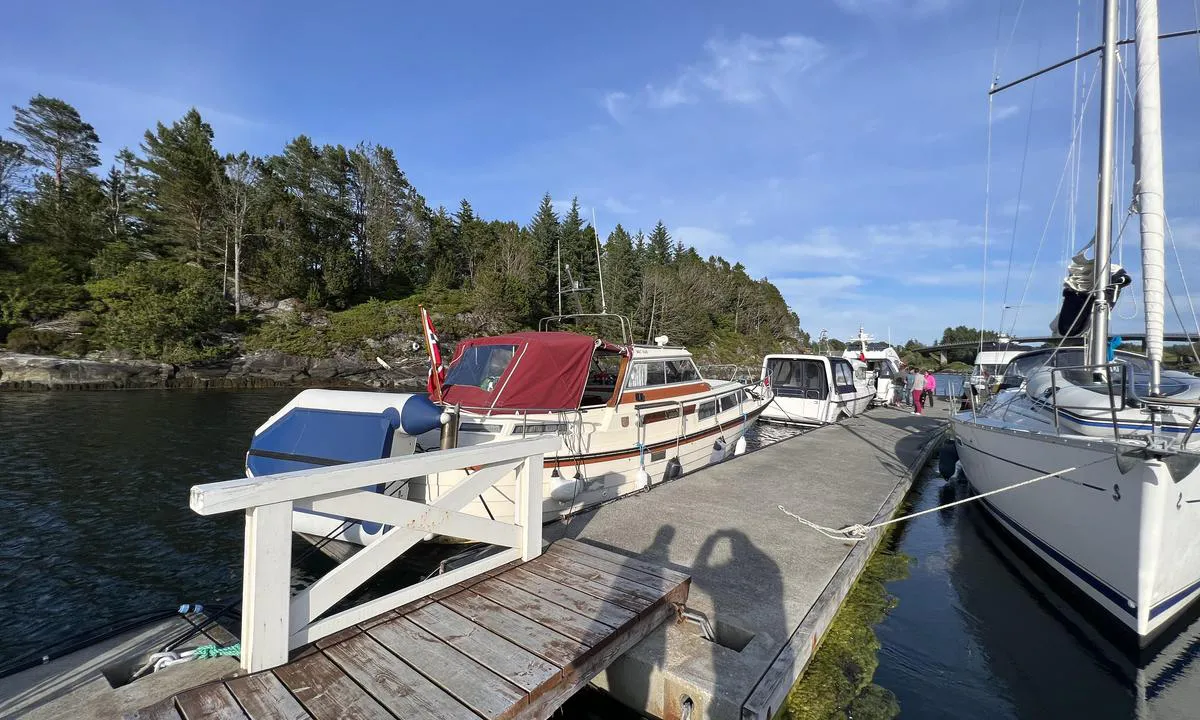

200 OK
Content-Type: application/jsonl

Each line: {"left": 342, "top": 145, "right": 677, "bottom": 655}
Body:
{"left": 546, "top": 407, "right": 946, "bottom": 720}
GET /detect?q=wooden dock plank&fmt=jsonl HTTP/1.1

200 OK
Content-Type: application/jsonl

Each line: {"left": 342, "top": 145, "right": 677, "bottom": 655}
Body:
{"left": 470, "top": 576, "right": 612, "bottom": 646}
{"left": 274, "top": 652, "right": 393, "bottom": 720}
{"left": 555, "top": 538, "right": 691, "bottom": 586}
{"left": 226, "top": 672, "right": 311, "bottom": 720}
{"left": 498, "top": 566, "right": 638, "bottom": 626}
{"left": 175, "top": 683, "right": 249, "bottom": 720}
{"left": 440, "top": 589, "right": 589, "bottom": 667}
{"left": 520, "top": 589, "right": 685, "bottom": 720}
{"left": 521, "top": 553, "right": 658, "bottom": 610}
{"left": 323, "top": 631, "right": 476, "bottom": 720}
{"left": 545, "top": 542, "right": 674, "bottom": 593}
{"left": 138, "top": 541, "right": 691, "bottom": 720}
{"left": 125, "top": 698, "right": 183, "bottom": 720}
{"left": 368, "top": 616, "right": 526, "bottom": 719}
{"left": 407, "top": 601, "right": 560, "bottom": 695}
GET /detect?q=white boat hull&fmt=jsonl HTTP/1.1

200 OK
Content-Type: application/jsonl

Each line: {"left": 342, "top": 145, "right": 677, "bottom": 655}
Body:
{"left": 953, "top": 414, "right": 1200, "bottom": 642}
{"left": 762, "top": 390, "right": 873, "bottom": 425}
{"left": 297, "top": 387, "right": 769, "bottom": 548}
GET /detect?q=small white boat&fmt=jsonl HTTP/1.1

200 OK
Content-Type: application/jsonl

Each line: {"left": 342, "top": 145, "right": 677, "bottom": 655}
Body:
{"left": 760, "top": 354, "right": 874, "bottom": 425}
{"left": 841, "top": 327, "right": 903, "bottom": 406}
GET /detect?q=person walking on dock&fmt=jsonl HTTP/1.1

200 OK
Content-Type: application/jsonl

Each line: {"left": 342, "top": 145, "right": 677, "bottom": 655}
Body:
{"left": 908, "top": 367, "right": 924, "bottom": 415}
{"left": 923, "top": 369, "right": 936, "bottom": 409}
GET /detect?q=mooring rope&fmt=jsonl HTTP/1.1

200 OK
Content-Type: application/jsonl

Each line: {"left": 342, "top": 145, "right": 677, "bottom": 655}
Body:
{"left": 778, "top": 458, "right": 1108, "bottom": 542}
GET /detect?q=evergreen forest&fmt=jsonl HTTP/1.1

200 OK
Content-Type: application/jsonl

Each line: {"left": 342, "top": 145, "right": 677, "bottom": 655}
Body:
{"left": 0, "top": 96, "right": 803, "bottom": 366}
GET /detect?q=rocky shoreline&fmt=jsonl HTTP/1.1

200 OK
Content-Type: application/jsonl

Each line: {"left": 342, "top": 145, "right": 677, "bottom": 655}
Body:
{"left": 0, "top": 350, "right": 426, "bottom": 391}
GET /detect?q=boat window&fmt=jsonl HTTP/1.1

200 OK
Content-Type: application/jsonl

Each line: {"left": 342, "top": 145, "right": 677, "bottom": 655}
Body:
{"left": 698, "top": 400, "right": 717, "bottom": 420}
{"left": 445, "top": 344, "right": 517, "bottom": 392}
{"left": 581, "top": 352, "right": 623, "bottom": 407}
{"left": 832, "top": 360, "right": 855, "bottom": 390}
{"left": 627, "top": 359, "right": 700, "bottom": 387}
{"left": 719, "top": 393, "right": 739, "bottom": 412}
{"left": 766, "top": 358, "right": 828, "bottom": 399}
{"left": 666, "top": 358, "right": 700, "bottom": 383}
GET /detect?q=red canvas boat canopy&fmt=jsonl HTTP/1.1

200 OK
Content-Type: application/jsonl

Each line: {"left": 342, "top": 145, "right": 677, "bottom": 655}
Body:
{"left": 440, "top": 331, "right": 627, "bottom": 412}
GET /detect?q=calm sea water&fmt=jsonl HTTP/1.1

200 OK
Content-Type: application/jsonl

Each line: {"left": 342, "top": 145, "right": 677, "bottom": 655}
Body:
{"left": 2, "top": 389, "right": 1195, "bottom": 718}
{"left": 874, "top": 465, "right": 1200, "bottom": 719}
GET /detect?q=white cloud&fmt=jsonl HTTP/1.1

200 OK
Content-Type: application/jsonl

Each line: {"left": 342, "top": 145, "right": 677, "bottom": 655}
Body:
{"left": 736, "top": 211, "right": 754, "bottom": 226}
{"left": 696, "top": 34, "right": 826, "bottom": 105}
{"left": 776, "top": 229, "right": 862, "bottom": 260}
{"left": 603, "top": 197, "right": 636, "bottom": 214}
{"left": 673, "top": 226, "right": 730, "bottom": 256}
{"left": 993, "top": 104, "right": 1020, "bottom": 122}
{"left": 645, "top": 83, "right": 694, "bottom": 109}
{"left": 634, "top": 32, "right": 826, "bottom": 113}
{"left": 832, "top": 0, "right": 958, "bottom": 17}
{"left": 603, "top": 91, "right": 629, "bottom": 122}
{"left": 773, "top": 274, "right": 864, "bottom": 298}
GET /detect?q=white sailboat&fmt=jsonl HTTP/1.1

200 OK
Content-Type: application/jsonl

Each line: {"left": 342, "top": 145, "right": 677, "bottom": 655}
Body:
{"left": 953, "top": 0, "right": 1200, "bottom": 645}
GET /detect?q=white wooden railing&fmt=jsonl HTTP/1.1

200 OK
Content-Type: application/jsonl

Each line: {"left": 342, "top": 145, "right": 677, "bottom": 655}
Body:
{"left": 188, "top": 435, "right": 559, "bottom": 673}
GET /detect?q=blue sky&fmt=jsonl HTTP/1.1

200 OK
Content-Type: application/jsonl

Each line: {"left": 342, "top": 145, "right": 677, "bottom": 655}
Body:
{"left": 3, "top": 0, "right": 1199, "bottom": 344}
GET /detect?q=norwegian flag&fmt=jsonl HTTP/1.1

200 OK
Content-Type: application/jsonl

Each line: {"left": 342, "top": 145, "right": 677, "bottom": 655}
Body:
{"left": 420, "top": 305, "right": 446, "bottom": 398}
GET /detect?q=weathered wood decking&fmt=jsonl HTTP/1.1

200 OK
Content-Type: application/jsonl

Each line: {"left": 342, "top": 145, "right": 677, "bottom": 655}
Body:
{"left": 128, "top": 539, "right": 689, "bottom": 720}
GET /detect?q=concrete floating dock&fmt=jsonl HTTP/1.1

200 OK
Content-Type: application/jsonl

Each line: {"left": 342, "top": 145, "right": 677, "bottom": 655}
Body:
{"left": 546, "top": 407, "right": 946, "bottom": 720}
{"left": 128, "top": 539, "right": 689, "bottom": 720}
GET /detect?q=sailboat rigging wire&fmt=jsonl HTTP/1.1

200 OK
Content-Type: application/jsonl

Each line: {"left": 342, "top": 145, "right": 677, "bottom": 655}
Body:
{"left": 1008, "top": 64, "right": 1099, "bottom": 336}
{"left": 1165, "top": 217, "right": 1200, "bottom": 366}
{"left": 1067, "top": 0, "right": 1084, "bottom": 266}
{"left": 981, "top": 92, "right": 994, "bottom": 360}
{"left": 999, "top": 49, "right": 1041, "bottom": 333}
{"left": 997, "top": 0, "right": 1029, "bottom": 81}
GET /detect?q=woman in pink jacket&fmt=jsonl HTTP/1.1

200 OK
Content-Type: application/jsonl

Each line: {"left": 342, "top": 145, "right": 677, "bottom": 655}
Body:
{"left": 923, "top": 370, "right": 936, "bottom": 409}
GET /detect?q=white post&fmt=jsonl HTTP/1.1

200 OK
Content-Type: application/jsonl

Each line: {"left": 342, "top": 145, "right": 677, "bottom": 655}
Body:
{"left": 518, "top": 454, "right": 544, "bottom": 561}
{"left": 239, "top": 502, "right": 293, "bottom": 673}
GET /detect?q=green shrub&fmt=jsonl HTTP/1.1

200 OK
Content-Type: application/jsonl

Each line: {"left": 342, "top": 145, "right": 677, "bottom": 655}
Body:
{"left": 244, "top": 313, "right": 329, "bottom": 357}
{"left": 5, "top": 326, "right": 66, "bottom": 354}
{"left": 87, "top": 261, "right": 228, "bottom": 363}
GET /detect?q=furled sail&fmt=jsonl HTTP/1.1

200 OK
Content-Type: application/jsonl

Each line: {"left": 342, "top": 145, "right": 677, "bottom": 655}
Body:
{"left": 1134, "top": 0, "right": 1166, "bottom": 388}
{"left": 1050, "top": 252, "right": 1131, "bottom": 337}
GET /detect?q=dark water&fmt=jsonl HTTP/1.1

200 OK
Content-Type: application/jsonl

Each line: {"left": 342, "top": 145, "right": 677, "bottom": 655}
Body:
{"left": 874, "top": 466, "right": 1200, "bottom": 719}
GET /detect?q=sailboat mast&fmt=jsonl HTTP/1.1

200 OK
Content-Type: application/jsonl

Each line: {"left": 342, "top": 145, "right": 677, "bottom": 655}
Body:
{"left": 1134, "top": 0, "right": 1166, "bottom": 395}
{"left": 1088, "top": 0, "right": 1121, "bottom": 367}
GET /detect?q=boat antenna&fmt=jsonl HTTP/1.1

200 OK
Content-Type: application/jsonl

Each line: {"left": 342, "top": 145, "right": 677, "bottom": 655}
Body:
{"left": 557, "top": 217, "right": 563, "bottom": 317}
{"left": 592, "top": 207, "right": 609, "bottom": 313}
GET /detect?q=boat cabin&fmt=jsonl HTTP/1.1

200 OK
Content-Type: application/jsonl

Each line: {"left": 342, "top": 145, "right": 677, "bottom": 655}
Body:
{"left": 438, "top": 331, "right": 707, "bottom": 414}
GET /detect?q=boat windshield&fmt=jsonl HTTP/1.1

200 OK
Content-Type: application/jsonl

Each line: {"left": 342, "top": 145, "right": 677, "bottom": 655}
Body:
{"left": 999, "top": 348, "right": 1153, "bottom": 390}
{"left": 444, "top": 344, "right": 517, "bottom": 392}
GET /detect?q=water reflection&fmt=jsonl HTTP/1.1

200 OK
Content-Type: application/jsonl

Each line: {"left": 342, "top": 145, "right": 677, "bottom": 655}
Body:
{"left": 875, "top": 467, "right": 1200, "bottom": 719}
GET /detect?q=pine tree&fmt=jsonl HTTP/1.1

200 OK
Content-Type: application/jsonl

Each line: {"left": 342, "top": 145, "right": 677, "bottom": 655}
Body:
{"left": 559, "top": 199, "right": 598, "bottom": 305}
{"left": 139, "top": 109, "right": 223, "bottom": 265}
{"left": 425, "top": 206, "right": 458, "bottom": 288}
{"left": 647, "top": 221, "right": 672, "bottom": 266}
{"left": 455, "top": 198, "right": 486, "bottom": 287}
{"left": 601, "top": 224, "right": 638, "bottom": 318}
{"left": 0, "top": 137, "right": 24, "bottom": 243}
{"left": 527, "top": 193, "right": 559, "bottom": 315}
{"left": 9, "top": 95, "right": 100, "bottom": 195}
